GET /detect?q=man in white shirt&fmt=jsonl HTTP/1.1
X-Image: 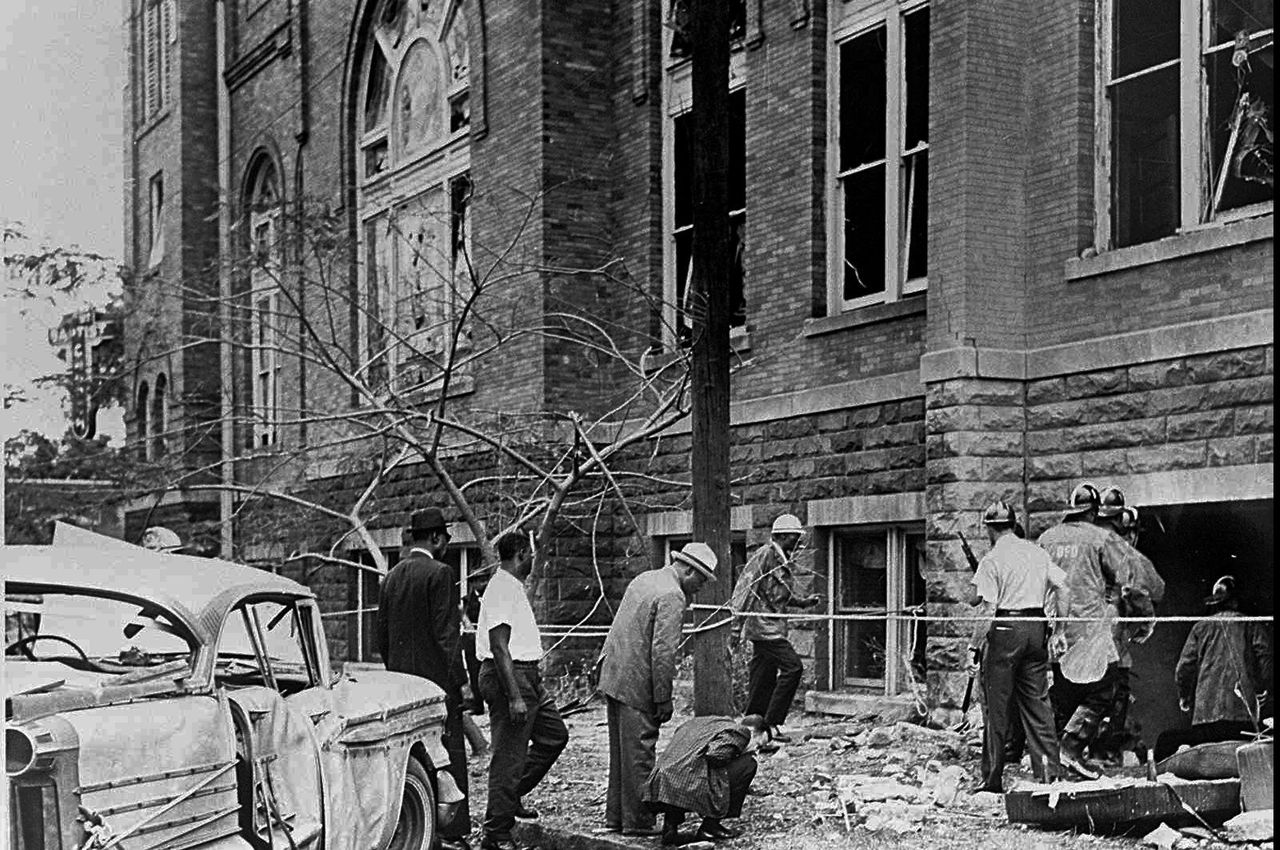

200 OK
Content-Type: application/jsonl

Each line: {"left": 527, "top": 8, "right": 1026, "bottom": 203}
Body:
{"left": 476, "top": 532, "right": 568, "bottom": 850}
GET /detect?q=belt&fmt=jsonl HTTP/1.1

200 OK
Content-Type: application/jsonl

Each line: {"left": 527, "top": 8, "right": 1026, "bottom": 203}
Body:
{"left": 995, "top": 608, "right": 1045, "bottom": 617}
{"left": 481, "top": 658, "right": 542, "bottom": 667}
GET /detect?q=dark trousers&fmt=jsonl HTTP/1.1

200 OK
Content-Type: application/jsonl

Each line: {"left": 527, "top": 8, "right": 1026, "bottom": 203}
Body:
{"left": 1091, "top": 666, "right": 1133, "bottom": 758}
{"left": 440, "top": 691, "right": 471, "bottom": 839}
{"left": 653, "top": 754, "right": 758, "bottom": 825}
{"left": 746, "top": 638, "right": 803, "bottom": 727}
{"left": 605, "top": 697, "right": 660, "bottom": 831}
{"left": 1154, "top": 720, "right": 1254, "bottom": 761}
{"left": 479, "top": 660, "right": 569, "bottom": 841}
{"left": 979, "top": 620, "right": 1061, "bottom": 789}
{"left": 462, "top": 632, "right": 484, "bottom": 712}
{"left": 1051, "top": 661, "right": 1118, "bottom": 744}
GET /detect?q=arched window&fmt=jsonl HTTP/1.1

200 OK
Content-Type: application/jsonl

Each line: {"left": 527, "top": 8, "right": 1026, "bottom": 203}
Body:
{"left": 136, "top": 381, "right": 150, "bottom": 460}
{"left": 357, "top": 0, "right": 472, "bottom": 393}
{"left": 247, "top": 159, "right": 282, "bottom": 447}
{"left": 151, "top": 373, "right": 168, "bottom": 458}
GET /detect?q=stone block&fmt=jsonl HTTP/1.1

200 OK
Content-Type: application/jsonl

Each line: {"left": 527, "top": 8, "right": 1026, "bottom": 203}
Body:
{"left": 1143, "top": 385, "right": 1209, "bottom": 416}
{"left": 1026, "top": 377, "right": 1065, "bottom": 405}
{"left": 1080, "top": 448, "right": 1129, "bottom": 477}
{"left": 927, "top": 637, "right": 969, "bottom": 671}
{"left": 1061, "top": 417, "right": 1167, "bottom": 452}
{"left": 864, "top": 422, "right": 925, "bottom": 450}
{"left": 925, "top": 569, "right": 978, "bottom": 604}
{"left": 1027, "top": 452, "right": 1082, "bottom": 480}
{"left": 926, "top": 433, "right": 953, "bottom": 459}
{"left": 1207, "top": 436, "right": 1256, "bottom": 467}
{"left": 848, "top": 405, "right": 883, "bottom": 428}
{"left": 766, "top": 418, "right": 817, "bottom": 440}
{"left": 947, "top": 430, "right": 1024, "bottom": 457}
{"left": 814, "top": 456, "right": 846, "bottom": 477}
{"left": 1259, "top": 434, "right": 1273, "bottom": 463}
{"left": 927, "top": 482, "right": 1018, "bottom": 513}
{"left": 1167, "top": 410, "right": 1235, "bottom": 441}
{"left": 927, "top": 670, "right": 972, "bottom": 707}
{"left": 928, "top": 378, "right": 1024, "bottom": 408}
{"left": 898, "top": 398, "right": 925, "bottom": 421}
{"left": 927, "top": 405, "right": 981, "bottom": 433}
{"left": 831, "top": 430, "right": 864, "bottom": 453}
{"left": 1126, "top": 441, "right": 1206, "bottom": 473}
{"left": 1064, "top": 368, "right": 1127, "bottom": 399}
{"left": 730, "top": 443, "right": 762, "bottom": 464}
{"left": 847, "top": 448, "right": 893, "bottom": 475}
{"left": 981, "top": 457, "right": 1024, "bottom": 481}
{"left": 1185, "top": 348, "right": 1267, "bottom": 383}
{"left": 1235, "top": 406, "right": 1274, "bottom": 435}
{"left": 789, "top": 458, "right": 817, "bottom": 478}
{"left": 1128, "top": 359, "right": 1190, "bottom": 391}
{"left": 981, "top": 405, "right": 1025, "bottom": 430}
{"left": 816, "top": 411, "right": 848, "bottom": 432}
{"left": 927, "top": 457, "right": 984, "bottom": 484}
{"left": 1204, "top": 377, "right": 1273, "bottom": 408}
{"left": 790, "top": 629, "right": 815, "bottom": 658}
{"left": 1026, "top": 481, "right": 1069, "bottom": 513}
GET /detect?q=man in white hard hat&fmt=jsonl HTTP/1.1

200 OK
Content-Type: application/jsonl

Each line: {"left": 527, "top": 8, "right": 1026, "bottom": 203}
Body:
{"left": 730, "top": 514, "right": 821, "bottom": 744}
{"left": 598, "top": 541, "right": 717, "bottom": 836}
{"left": 140, "top": 526, "right": 183, "bottom": 552}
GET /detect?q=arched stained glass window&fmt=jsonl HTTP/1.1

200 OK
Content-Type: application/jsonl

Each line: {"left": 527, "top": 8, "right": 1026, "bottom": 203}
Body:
{"left": 356, "top": 0, "right": 473, "bottom": 395}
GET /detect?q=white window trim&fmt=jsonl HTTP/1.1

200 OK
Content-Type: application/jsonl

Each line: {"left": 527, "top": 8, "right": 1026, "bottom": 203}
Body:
{"left": 1093, "top": 0, "right": 1275, "bottom": 251}
{"left": 827, "top": 0, "right": 930, "bottom": 315}
{"left": 249, "top": 186, "right": 281, "bottom": 448}
{"left": 660, "top": 52, "right": 748, "bottom": 351}
{"left": 825, "top": 523, "right": 923, "bottom": 696}
{"left": 356, "top": 1, "right": 473, "bottom": 394}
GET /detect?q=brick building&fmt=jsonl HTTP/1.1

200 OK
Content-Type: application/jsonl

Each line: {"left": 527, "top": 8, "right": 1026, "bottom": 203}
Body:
{"left": 123, "top": 0, "right": 1272, "bottom": 739}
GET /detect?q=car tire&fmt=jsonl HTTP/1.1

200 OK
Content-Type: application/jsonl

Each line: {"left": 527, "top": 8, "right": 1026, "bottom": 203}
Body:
{"left": 388, "top": 757, "right": 437, "bottom": 850}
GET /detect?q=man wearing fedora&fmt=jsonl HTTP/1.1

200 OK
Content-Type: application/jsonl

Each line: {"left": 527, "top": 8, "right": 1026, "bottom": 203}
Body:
{"left": 597, "top": 541, "right": 717, "bottom": 836}
{"left": 376, "top": 507, "right": 472, "bottom": 850}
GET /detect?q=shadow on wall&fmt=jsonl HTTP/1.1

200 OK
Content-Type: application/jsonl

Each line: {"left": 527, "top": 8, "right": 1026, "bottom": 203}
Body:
{"left": 1128, "top": 499, "right": 1274, "bottom": 750}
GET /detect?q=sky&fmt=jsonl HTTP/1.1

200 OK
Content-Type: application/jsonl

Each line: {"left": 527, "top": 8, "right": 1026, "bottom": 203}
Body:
{"left": 1, "top": 2, "right": 126, "bottom": 443}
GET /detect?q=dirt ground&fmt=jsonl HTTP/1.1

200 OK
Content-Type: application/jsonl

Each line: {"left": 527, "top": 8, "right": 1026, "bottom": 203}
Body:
{"left": 457, "top": 701, "right": 1178, "bottom": 850}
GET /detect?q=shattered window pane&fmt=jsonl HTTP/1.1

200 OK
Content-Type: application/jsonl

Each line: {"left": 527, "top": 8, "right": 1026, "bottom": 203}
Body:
{"left": 839, "top": 29, "right": 887, "bottom": 171}
{"left": 365, "top": 48, "right": 391, "bottom": 133}
{"left": 834, "top": 530, "right": 888, "bottom": 684}
{"left": 1209, "top": 0, "right": 1273, "bottom": 47}
{"left": 1205, "top": 36, "right": 1274, "bottom": 214}
{"left": 842, "top": 167, "right": 887, "bottom": 301}
{"left": 904, "top": 8, "right": 929, "bottom": 151}
{"left": 1113, "top": 0, "right": 1179, "bottom": 79}
{"left": 668, "top": 0, "right": 747, "bottom": 59}
{"left": 903, "top": 153, "right": 928, "bottom": 283}
{"left": 1112, "top": 65, "right": 1180, "bottom": 247}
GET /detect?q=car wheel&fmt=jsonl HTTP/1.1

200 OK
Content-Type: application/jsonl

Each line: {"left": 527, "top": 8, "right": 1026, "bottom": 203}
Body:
{"left": 389, "top": 757, "right": 437, "bottom": 850}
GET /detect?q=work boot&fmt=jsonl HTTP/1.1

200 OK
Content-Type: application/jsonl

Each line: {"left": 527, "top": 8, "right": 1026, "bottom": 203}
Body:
{"left": 514, "top": 799, "right": 538, "bottom": 820}
{"left": 769, "top": 725, "right": 792, "bottom": 743}
{"left": 697, "top": 819, "right": 741, "bottom": 840}
{"left": 661, "top": 812, "right": 685, "bottom": 846}
{"left": 1060, "top": 735, "right": 1102, "bottom": 780}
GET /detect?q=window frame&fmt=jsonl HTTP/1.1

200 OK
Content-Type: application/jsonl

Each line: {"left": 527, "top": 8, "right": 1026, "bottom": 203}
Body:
{"left": 136, "top": 380, "right": 151, "bottom": 460}
{"left": 151, "top": 372, "right": 168, "bottom": 458}
{"left": 248, "top": 165, "right": 282, "bottom": 448}
{"left": 1094, "top": 0, "right": 1275, "bottom": 251}
{"left": 825, "top": 523, "right": 925, "bottom": 695}
{"left": 147, "top": 171, "right": 165, "bottom": 268}
{"left": 827, "top": 0, "right": 930, "bottom": 315}
{"left": 356, "top": 0, "right": 473, "bottom": 395}
{"left": 141, "top": 0, "right": 176, "bottom": 121}
{"left": 660, "top": 50, "right": 749, "bottom": 351}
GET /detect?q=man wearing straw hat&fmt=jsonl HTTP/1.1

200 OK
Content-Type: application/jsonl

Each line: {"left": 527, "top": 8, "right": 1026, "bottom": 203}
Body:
{"left": 597, "top": 541, "right": 717, "bottom": 836}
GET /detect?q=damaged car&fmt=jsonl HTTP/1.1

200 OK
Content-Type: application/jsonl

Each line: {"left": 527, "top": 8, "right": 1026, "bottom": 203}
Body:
{"left": 5, "top": 530, "right": 463, "bottom": 850}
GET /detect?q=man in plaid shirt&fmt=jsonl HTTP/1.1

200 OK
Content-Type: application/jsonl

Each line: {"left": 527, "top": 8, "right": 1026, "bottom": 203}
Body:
{"left": 641, "top": 714, "right": 768, "bottom": 845}
{"left": 730, "top": 514, "right": 821, "bottom": 743}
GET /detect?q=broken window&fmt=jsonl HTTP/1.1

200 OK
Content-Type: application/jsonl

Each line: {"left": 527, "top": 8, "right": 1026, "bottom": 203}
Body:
{"left": 832, "top": 2, "right": 930, "bottom": 312}
{"left": 830, "top": 526, "right": 925, "bottom": 694}
{"left": 357, "top": 0, "right": 473, "bottom": 400}
{"left": 667, "top": 0, "right": 748, "bottom": 59}
{"left": 1102, "top": 0, "right": 1273, "bottom": 249}
{"left": 669, "top": 89, "right": 747, "bottom": 346}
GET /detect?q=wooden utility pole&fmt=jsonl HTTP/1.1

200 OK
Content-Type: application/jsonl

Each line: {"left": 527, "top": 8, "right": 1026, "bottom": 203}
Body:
{"left": 689, "top": 0, "right": 734, "bottom": 716}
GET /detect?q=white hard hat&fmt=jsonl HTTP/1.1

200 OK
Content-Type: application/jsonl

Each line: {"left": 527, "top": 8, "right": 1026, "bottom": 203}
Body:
{"left": 771, "top": 514, "right": 804, "bottom": 536}
{"left": 141, "top": 526, "right": 183, "bottom": 552}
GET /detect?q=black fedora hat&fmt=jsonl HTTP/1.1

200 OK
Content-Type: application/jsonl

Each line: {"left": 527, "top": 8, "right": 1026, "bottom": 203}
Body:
{"left": 410, "top": 507, "right": 449, "bottom": 537}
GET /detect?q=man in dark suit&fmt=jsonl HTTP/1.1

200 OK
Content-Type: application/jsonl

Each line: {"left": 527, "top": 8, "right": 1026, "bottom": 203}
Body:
{"left": 376, "top": 507, "right": 471, "bottom": 850}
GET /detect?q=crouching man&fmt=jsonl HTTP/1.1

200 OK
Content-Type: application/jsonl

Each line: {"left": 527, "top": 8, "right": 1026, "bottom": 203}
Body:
{"left": 641, "top": 714, "right": 768, "bottom": 845}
